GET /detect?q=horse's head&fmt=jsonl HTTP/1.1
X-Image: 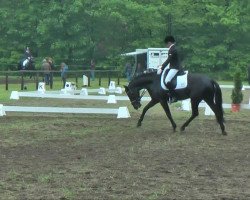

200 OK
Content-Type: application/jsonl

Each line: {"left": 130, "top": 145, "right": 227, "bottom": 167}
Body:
{"left": 124, "top": 85, "right": 142, "bottom": 110}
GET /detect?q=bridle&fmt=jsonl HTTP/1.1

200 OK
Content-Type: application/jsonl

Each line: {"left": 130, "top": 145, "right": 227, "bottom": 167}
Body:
{"left": 126, "top": 88, "right": 146, "bottom": 104}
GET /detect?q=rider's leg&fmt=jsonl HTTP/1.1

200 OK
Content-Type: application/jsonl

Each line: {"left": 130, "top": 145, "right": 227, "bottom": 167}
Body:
{"left": 165, "top": 69, "right": 178, "bottom": 103}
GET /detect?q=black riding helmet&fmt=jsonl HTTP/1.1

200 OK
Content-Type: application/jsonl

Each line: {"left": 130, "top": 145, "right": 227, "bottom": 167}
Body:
{"left": 164, "top": 35, "right": 175, "bottom": 43}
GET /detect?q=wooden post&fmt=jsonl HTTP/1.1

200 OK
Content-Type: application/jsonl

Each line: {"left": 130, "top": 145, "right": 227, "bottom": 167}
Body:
{"left": 5, "top": 73, "right": 8, "bottom": 91}
{"left": 75, "top": 73, "right": 78, "bottom": 85}
{"left": 50, "top": 72, "right": 53, "bottom": 89}
{"left": 35, "top": 72, "right": 39, "bottom": 90}
{"left": 21, "top": 72, "right": 24, "bottom": 90}
{"left": 88, "top": 72, "right": 91, "bottom": 87}
{"left": 108, "top": 71, "right": 111, "bottom": 86}
{"left": 117, "top": 72, "right": 120, "bottom": 85}
{"left": 99, "top": 72, "right": 101, "bottom": 86}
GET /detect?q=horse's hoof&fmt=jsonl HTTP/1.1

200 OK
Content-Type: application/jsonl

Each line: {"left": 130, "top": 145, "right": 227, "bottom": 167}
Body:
{"left": 180, "top": 126, "right": 185, "bottom": 132}
{"left": 137, "top": 122, "right": 142, "bottom": 127}
{"left": 222, "top": 131, "right": 227, "bottom": 136}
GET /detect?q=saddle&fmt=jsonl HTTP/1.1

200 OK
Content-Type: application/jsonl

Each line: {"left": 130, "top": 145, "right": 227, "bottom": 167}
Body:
{"left": 161, "top": 68, "right": 188, "bottom": 91}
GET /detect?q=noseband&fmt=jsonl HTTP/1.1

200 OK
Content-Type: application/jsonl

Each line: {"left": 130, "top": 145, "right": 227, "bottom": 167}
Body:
{"left": 126, "top": 88, "right": 146, "bottom": 104}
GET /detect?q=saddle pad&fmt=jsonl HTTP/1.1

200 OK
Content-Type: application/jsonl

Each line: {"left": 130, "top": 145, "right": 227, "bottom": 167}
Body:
{"left": 160, "top": 68, "right": 188, "bottom": 90}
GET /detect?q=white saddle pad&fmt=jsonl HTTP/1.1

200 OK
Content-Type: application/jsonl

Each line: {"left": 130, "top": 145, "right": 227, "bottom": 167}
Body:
{"left": 161, "top": 68, "right": 188, "bottom": 90}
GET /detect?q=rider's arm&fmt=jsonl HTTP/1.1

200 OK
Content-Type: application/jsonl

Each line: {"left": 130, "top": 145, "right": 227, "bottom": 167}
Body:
{"left": 161, "top": 47, "right": 176, "bottom": 70}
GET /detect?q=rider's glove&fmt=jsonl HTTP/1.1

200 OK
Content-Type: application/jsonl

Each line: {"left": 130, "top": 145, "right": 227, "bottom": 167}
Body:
{"left": 157, "top": 66, "right": 162, "bottom": 75}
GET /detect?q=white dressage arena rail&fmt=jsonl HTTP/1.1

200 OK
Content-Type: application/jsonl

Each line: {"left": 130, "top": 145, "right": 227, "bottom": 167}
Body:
{"left": 10, "top": 91, "right": 151, "bottom": 102}
{"left": 220, "top": 85, "right": 250, "bottom": 90}
{"left": 0, "top": 104, "right": 131, "bottom": 118}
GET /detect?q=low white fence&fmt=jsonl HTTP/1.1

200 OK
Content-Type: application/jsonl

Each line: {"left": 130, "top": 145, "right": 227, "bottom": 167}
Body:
{"left": 0, "top": 105, "right": 131, "bottom": 118}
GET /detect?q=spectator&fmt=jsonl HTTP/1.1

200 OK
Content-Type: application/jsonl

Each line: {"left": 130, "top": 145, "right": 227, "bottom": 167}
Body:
{"left": 47, "top": 57, "right": 55, "bottom": 70}
{"left": 47, "top": 57, "right": 54, "bottom": 85}
{"left": 125, "top": 62, "right": 132, "bottom": 81}
{"left": 90, "top": 59, "right": 95, "bottom": 81}
{"left": 135, "top": 63, "right": 143, "bottom": 76}
{"left": 61, "top": 62, "right": 69, "bottom": 88}
{"left": 41, "top": 59, "right": 51, "bottom": 85}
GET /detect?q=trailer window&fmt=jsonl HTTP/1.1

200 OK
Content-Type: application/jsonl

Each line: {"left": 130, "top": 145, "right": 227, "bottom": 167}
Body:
{"left": 151, "top": 53, "right": 159, "bottom": 57}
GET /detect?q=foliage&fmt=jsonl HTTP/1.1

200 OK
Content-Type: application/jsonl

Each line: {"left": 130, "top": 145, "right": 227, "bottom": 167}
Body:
{"left": 248, "top": 65, "right": 250, "bottom": 85}
{"left": 231, "top": 72, "right": 243, "bottom": 104}
{"left": 0, "top": 0, "right": 249, "bottom": 79}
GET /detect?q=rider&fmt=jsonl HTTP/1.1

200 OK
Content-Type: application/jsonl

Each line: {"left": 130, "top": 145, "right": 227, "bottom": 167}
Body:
{"left": 157, "top": 35, "right": 181, "bottom": 103}
{"left": 22, "top": 47, "right": 33, "bottom": 69}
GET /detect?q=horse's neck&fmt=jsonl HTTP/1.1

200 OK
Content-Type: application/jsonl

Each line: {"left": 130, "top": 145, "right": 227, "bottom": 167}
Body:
{"left": 130, "top": 74, "right": 155, "bottom": 90}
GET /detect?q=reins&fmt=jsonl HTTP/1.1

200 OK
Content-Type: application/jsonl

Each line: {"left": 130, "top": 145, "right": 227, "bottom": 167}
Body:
{"left": 139, "top": 89, "right": 146, "bottom": 100}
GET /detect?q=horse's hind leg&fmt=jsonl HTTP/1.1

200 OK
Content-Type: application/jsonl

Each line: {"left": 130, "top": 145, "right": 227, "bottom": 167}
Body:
{"left": 137, "top": 100, "right": 158, "bottom": 127}
{"left": 204, "top": 99, "right": 227, "bottom": 135}
{"left": 181, "top": 98, "right": 201, "bottom": 132}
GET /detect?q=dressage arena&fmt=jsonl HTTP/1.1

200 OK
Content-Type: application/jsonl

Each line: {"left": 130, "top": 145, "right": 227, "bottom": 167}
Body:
{"left": 0, "top": 88, "right": 250, "bottom": 199}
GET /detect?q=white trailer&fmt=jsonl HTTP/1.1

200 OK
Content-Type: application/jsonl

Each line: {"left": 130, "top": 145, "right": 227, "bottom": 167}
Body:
{"left": 122, "top": 48, "right": 169, "bottom": 71}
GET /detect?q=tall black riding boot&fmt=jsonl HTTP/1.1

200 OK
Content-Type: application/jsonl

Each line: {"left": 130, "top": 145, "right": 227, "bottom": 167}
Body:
{"left": 166, "top": 82, "right": 177, "bottom": 104}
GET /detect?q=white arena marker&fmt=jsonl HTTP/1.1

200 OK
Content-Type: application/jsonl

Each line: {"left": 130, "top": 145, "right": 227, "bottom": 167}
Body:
{"left": 80, "top": 88, "right": 88, "bottom": 96}
{"left": 117, "top": 107, "right": 130, "bottom": 118}
{"left": 0, "top": 104, "right": 6, "bottom": 116}
{"left": 10, "top": 91, "right": 20, "bottom": 100}
{"left": 181, "top": 99, "right": 191, "bottom": 111}
{"left": 109, "top": 81, "right": 116, "bottom": 90}
{"left": 108, "top": 81, "right": 116, "bottom": 93}
{"left": 38, "top": 82, "right": 46, "bottom": 93}
{"left": 98, "top": 87, "right": 106, "bottom": 95}
{"left": 115, "top": 87, "right": 123, "bottom": 94}
{"left": 205, "top": 103, "right": 215, "bottom": 116}
{"left": 107, "top": 95, "right": 117, "bottom": 104}
{"left": 65, "top": 82, "right": 75, "bottom": 91}
{"left": 83, "top": 75, "right": 88, "bottom": 86}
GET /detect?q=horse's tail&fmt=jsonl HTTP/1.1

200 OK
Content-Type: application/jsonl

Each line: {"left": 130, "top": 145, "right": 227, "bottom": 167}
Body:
{"left": 212, "top": 80, "right": 224, "bottom": 122}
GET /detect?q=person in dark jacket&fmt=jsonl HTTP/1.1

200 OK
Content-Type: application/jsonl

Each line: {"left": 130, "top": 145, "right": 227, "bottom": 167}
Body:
{"left": 157, "top": 35, "right": 181, "bottom": 103}
{"left": 61, "top": 62, "right": 69, "bottom": 88}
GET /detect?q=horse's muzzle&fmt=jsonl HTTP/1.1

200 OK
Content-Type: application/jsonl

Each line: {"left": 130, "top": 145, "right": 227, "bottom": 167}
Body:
{"left": 132, "top": 102, "right": 141, "bottom": 110}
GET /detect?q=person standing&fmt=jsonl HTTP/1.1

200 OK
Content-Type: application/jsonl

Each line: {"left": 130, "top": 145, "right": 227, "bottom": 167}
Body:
{"left": 157, "top": 35, "right": 181, "bottom": 103}
{"left": 90, "top": 59, "right": 95, "bottom": 81}
{"left": 61, "top": 62, "right": 69, "bottom": 88}
{"left": 47, "top": 57, "right": 55, "bottom": 85}
{"left": 41, "top": 59, "right": 51, "bottom": 85}
{"left": 125, "top": 62, "right": 132, "bottom": 81}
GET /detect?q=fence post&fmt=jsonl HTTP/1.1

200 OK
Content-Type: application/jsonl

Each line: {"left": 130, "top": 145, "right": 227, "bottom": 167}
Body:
{"left": 5, "top": 73, "right": 8, "bottom": 91}
{"left": 88, "top": 72, "right": 91, "bottom": 87}
{"left": 50, "top": 72, "right": 53, "bottom": 89}
{"left": 35, "top": 72, "right": 39, "bottom": 90}
{"left": 108, "top": 71, "right": 111, "bottom": 86}
{"left": 99, "top": 72, "right": 101, "bottom": 86}
{"left": 75, "top": 73, "right": 78, "bottom": 86}
{"left": 21, "top": 72, "right": 24, "bottom": 90}
{"left": 117, "top": 71, "right": 120, "bottom": 85}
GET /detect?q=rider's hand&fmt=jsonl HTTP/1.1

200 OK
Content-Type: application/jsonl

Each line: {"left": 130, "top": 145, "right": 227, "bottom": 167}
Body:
{"left": 157, "top": 68, "right": 162, "bottom": 75}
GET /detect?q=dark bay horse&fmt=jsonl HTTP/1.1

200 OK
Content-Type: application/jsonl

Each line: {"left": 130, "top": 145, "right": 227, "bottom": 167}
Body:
{"left": 125, "top": 72, "right": 227, "bottom": 135}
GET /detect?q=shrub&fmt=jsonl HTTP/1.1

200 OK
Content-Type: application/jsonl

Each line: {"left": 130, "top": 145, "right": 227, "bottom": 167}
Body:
{"left": 231, "top": 72, "right": 243, "bottom": 104}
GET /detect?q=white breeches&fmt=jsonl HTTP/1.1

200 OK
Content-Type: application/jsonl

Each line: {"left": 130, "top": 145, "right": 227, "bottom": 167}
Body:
{"left": 165, "top": 69, "right": 178, "bottom": 83}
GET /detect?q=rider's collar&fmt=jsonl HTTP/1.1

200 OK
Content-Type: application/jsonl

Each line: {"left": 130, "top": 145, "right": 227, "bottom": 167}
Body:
{"left": 169, "top": 44, "right": 175, "bottom": 49}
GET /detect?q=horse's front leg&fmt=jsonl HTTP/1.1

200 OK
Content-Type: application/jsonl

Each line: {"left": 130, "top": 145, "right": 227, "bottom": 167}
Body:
{"left": 137, "top": 100, "right": 158, "bottom": 127}
{"left": 160, "top": 100, "right": 177, "bottom": 132}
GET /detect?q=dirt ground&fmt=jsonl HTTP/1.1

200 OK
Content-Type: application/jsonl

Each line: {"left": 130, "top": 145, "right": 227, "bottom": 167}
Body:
{"left": 0, "top": 99, "right": 249, "bottom": 200}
